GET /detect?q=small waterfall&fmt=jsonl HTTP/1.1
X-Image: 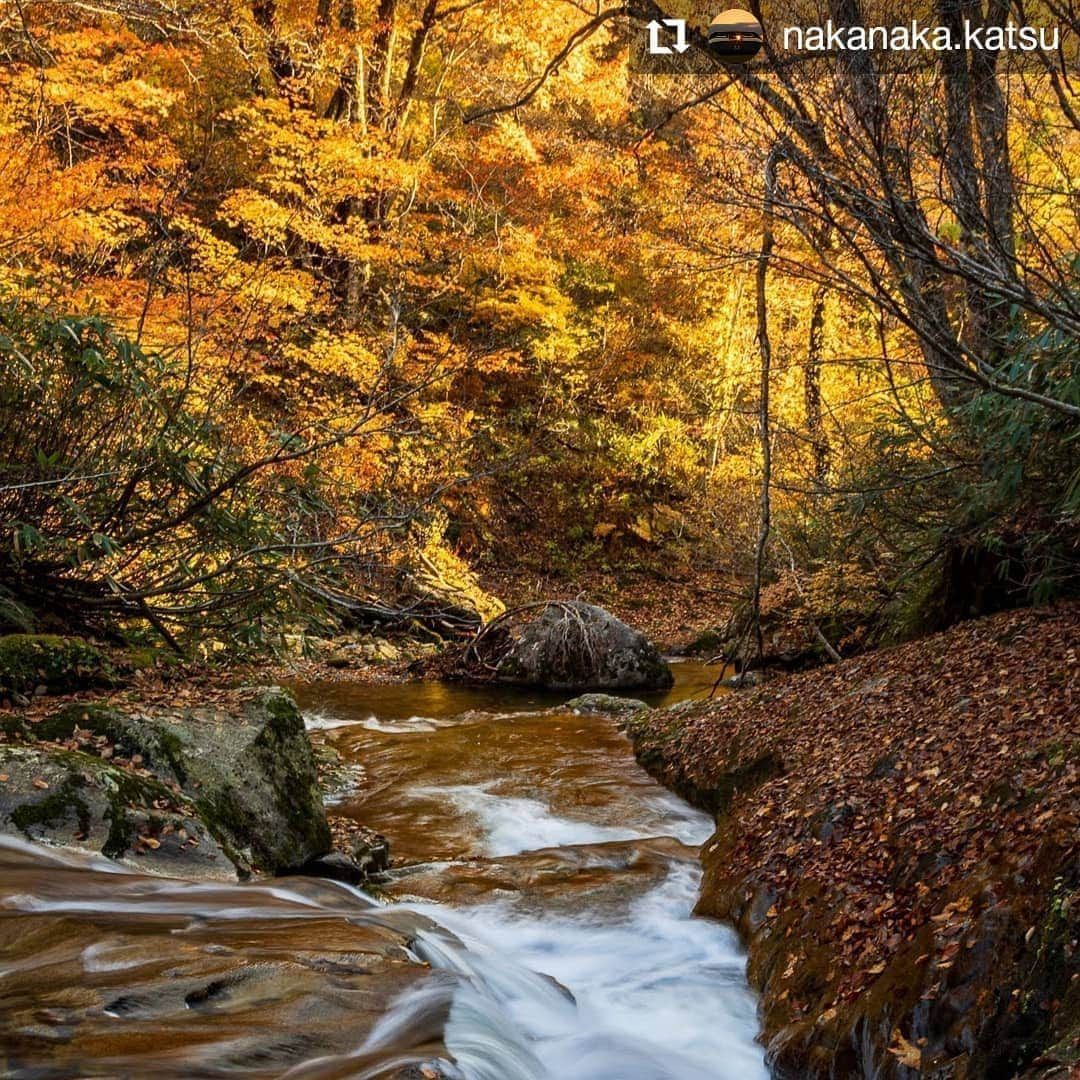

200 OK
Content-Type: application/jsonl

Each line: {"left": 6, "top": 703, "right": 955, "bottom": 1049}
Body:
{"left": 4, "top": 671, "right": 767, "bottom": 1078}
{"left": 1, "top": 832, "right": 765, "bottom": 1079}
{"left": 403, "top": 861, "right": 767, "bottom": 1080}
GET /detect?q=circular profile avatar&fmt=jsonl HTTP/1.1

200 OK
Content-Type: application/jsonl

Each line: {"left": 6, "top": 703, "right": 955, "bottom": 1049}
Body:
{"left": 708, "top": 8, "right": 764, "bottom": 62}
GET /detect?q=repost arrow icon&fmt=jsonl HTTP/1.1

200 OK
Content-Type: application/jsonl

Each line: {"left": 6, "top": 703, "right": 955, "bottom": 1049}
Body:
{"left": 666, "top": 18, "right": 690, "bottom": 52}
{"left": 646, "top": 18, "right": 690, "bottom": 55}
{"left": 646, "top": 19, "right": 672, "bottom": 54}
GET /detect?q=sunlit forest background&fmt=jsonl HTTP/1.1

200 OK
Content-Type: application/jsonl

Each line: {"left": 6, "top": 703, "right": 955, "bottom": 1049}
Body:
{"left": 0, "top": 0, "right": 1077, "bottom": 656}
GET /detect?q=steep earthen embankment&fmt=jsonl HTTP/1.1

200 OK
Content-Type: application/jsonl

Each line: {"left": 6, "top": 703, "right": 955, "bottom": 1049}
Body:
{"left": 627, "top": 604, "right": 1079, "bottom": 1078}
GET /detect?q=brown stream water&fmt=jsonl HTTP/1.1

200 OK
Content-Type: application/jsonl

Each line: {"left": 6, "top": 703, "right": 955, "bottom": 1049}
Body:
{"left": 1, "top": 662, "right": 766, "bottom": 1079}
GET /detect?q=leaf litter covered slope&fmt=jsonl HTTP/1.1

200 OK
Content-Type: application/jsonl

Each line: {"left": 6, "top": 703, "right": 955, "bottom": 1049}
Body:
{"left": 627, "top": 603, "right": 1079, "bottom": 1078}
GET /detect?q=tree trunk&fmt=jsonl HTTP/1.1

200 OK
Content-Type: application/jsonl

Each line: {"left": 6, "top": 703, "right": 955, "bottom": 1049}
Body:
{"left": 750, "top": 148, "right": 781, "bottom": 664}
{"left": 805, "top": 282, "right": 829, "bottom": 486}
{"left": 368, "top": 0, "right": 398, "bottom": 129}
{"left": 969, "top": 0, "right": 1016, "bottom": 268}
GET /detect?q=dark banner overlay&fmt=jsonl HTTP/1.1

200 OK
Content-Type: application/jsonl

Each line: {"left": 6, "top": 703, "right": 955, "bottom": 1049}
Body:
{"left": 627, "top": 3, "right": 1074, "bottom": 77}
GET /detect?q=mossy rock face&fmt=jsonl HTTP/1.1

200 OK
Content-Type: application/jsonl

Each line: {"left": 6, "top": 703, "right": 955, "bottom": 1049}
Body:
{"left": 0, "top": 714, "right": 31, "bottom": 741}
{"left": 37, "top": 688, "right": 331, "bottom": 877}
{"left": 564, "top": 693, "right": 650, "bottom": 715}
{"left": 0, "top": 745, "right": 233, "bottom": 879}
{"left": 679, "top": 627, "right": 726, "bottom": 657}
{"left": 178, "top": 688, "right": 332, "bottom": 874}
{"left": 0, "top": 635, "right": 116, "bottom": 695}
{"left": 37, "top": 704, "right": 192, "bottom": 787}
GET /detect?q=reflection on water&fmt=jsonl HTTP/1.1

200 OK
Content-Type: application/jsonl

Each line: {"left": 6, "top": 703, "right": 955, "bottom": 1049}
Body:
{"left": 294, "top": 660, "right": 726, "bottom": 728}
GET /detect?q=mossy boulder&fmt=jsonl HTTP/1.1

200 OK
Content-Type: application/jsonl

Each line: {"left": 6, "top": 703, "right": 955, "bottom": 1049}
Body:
{"left": 0, "top": 634, "right": 116, "bottom": 696}
{"left": 29, "top": 688, "right": 331, "bottom": 877}
{"left": 496, "top": 602, "right": 674, "bottom": 691}
{"left": 174, "top": 688, "right": 332, "bottom": 875}
{"left": 0, "top": 745, "right": 233, "bottom": 878}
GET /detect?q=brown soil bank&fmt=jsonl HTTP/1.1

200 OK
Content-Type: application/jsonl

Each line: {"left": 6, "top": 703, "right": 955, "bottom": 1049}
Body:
{"left": 626, "top": 603, "right": 1078, "bottom": 1079}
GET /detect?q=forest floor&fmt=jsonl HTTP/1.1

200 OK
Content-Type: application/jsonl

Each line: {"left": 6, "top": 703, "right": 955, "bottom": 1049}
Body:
{"left": 625, "top": 601, "right": 1079, "bottom": 1078}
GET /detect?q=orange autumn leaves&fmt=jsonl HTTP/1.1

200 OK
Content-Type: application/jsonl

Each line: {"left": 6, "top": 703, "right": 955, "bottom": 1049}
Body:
{"left": 0, "top": 0, "right": 925, "bottom": 595}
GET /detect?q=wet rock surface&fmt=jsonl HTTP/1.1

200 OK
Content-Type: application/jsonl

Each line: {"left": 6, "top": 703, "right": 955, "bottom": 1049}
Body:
{"left": 293, "top": 848, "right": 369, "bottom": 884}
{"left": 0, "top": 838, "right": 434, "bottom": 1079}
{"left": 1, "top": 687, "right": 330, "bottom": 878}
{"left": 564, "top": 692, "right": 650, "bottom": 715}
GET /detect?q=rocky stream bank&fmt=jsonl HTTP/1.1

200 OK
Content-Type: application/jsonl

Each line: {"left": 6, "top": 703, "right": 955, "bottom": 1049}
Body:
{"left": 0, "top": 629, "right": 423, "bottom": 883}
{"left": 623, "top": 603, "right": 1079, "bottom": 1079}
{"left": 1, "top": 602, "right": 1076, "bottom": 1079}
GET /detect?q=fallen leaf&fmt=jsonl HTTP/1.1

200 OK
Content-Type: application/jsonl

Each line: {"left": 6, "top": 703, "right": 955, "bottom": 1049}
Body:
{"left": 888, "top": 1029, "right": 921, "bottom": 1068}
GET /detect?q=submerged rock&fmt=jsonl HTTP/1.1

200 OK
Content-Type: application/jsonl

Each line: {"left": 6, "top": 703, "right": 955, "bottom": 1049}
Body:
{"left": 564, "top": 693, "right": 650, "bottom": 715}
{"left": 496, "top": 603, "right": 673, "bottom": 691}
{"left": 0, "top": 836, "right": 432, "bottom": 1076}
{"left": 295, "top": 849, "right": 367, "bottom": 885}
{"left": 12, "top": 687, "right": 330, "bottom": 878}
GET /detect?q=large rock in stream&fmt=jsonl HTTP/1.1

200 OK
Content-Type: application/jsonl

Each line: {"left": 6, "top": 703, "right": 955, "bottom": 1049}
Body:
{"left": 496, "top": 602, "right": 673, "bottom": 691}
{"left": 0, "top": 688, "right": 330, "bottom": 879}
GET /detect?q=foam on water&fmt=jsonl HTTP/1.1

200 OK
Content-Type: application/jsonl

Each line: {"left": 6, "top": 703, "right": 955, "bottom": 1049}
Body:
{"left": 387, "top": 779, "right": 767, "bottom": 1079}
{"left": 360, "top": 715, "right": 443, "bottom": 734}
{"left": 303, "top": 709, "right": 365, "bottom": 730}
{"left": 641, "top": 790, "right": 718, "bottom": 846}
{"left": 397, "top": 860, "right": 766, "bottom": 1079}
{"left": 1, "top": 790, "right": 765, "bottom": 1079}
{"left": 419, "top": 784, "right": 650, "bottom": 856}
{"left": 303, "top": 708, "right": 446, "bottom": 733}
{"left": 418, "top": 780, "right": 715, "bottom": 857}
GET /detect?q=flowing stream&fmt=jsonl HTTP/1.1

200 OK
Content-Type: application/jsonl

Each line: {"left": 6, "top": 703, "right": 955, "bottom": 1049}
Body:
{"left": 0, "top": 662, "right": 767, "bottom": 1078}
